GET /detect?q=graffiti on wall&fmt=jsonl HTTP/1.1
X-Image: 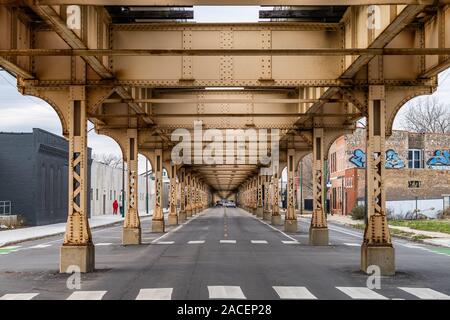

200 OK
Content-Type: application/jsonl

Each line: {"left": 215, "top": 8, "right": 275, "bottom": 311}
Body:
{"left": 349, "top": 149, "right": 405, "bottom": 169}
{"left": 349, "top": 149, "right": 366, "bottom": 168}
{"left": 427, "top": 150, "right": 450, "bottom": 168}
{"left": 385, "top": 149, "right": 405, "bottom": 169}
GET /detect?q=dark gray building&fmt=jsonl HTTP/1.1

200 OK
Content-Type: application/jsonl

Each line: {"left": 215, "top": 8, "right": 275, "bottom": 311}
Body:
{"left": 0, "top": 128, "right": 91, "bottom": 226}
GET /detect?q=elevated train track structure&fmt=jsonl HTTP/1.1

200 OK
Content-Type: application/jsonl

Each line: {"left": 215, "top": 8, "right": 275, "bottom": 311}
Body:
{"left": 0, "top": 0, "right": 449, "bottom": 275}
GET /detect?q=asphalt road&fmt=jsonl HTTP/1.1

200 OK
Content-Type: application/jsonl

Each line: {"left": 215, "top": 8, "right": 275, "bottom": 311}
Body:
{"left": 0, "top": 207, "right": 449, "bottom": 300}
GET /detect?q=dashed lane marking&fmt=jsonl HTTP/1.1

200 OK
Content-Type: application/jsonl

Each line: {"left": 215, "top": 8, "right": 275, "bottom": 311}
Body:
{"left": 188, "top": 240, "right": 205, "bottom": 244}
{"left": 220, "top": 240, "right": 236, "bottom": 244}
{"left": 251, "top": 240, "right": 268, "bottom": 244}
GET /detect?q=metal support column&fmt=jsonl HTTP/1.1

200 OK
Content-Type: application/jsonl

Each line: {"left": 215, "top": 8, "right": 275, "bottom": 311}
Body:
{"left": 122, "top": 129, "right": 142, "bottom": 245}
{"left": 168, "top": 164, "right": 178, "bottom": 226}
{"left": 361, "top": 85, "right": 395, "bottom": 275}
{"left": 309, "top": 128, "right": 329, "bottom": 245}
{"left": 152, "top": 149, "right": 165, "bottom": 232}
{"left": 284, "top": 149, "right": 297, "bottom": 232}
{"left": 60, "top": 86, "right": 94, "bottom": 273}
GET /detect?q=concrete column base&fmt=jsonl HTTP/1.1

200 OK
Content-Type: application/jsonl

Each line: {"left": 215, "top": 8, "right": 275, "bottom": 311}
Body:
{"left": 186, "top": 210, "right": 192, "bottom": 217}
{"left": 271, "top": 215, "right": 282, "bottom": 226}
{"left": 256, "top": 207, "right": 264, "bottom": 218}
{"left": 308, "top": 227, "right": 329, "bottom": 246}
{"left": 168, "top": 215, "right": 178, "bottom": 226}
{"left": 122, "top": 227, "right": 141, "bottom": 245}
{"left": 152, "top": 219, "right": 165, "bottom": 233}
{"left": 178, "top": 212, "right": 187, "bottom": 223}
{"left": 60, "top": 243, "right": 95, "bottom": 273}
{"left": 284, "top": 219, "right": 298, "bottom": 233}
{"left": 263, "top": 211, "right": 271, "bottom": 221}
{"left": 361, "top": 244, "right": 395, "bottom": 276}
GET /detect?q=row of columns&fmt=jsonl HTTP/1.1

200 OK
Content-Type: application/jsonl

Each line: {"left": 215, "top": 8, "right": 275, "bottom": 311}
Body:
{"left": 59, "top": 87, "right": 211, "bottom": 272}
{"left": 237, "top": 85, "right": 394, "bottom": 275}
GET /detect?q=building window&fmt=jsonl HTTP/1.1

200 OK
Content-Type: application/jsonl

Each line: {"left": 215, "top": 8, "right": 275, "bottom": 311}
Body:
{"left": 110, "top": 190, "right": 112, "bottom": 201}
{"left": 408, "top": 180, "right": 422, "bottom": 188}
{"left": 408, "top": 149, "right": 423, "bottom": 169}
{"left": 330, "top": 152, "right": 336, "bottom": 173}
{"left": 96, "top": 189, "right": 99, "bottom": 201}
{"left": 114, "top": 190, "right": 116, "bottom": 200}
{"left": 90, "top": 188, "right": 93, "bottom": 201}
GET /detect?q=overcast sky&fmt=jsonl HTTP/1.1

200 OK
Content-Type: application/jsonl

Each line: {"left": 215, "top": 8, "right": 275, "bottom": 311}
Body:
{"left": 0, "top": 6, "right": 449, "bottom": 174}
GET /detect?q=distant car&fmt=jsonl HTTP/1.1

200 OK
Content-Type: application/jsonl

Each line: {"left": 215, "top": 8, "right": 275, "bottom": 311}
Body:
{"left": 225, "top": 201, "right": 236, "bottom": 208}
{"left": 214, "top": 201, "right": 223, "bottom": 207}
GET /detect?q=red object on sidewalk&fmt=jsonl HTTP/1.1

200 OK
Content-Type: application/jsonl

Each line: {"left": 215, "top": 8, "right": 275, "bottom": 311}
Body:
{"left": 113, "top": 200, "right": 119, "bottom": 215}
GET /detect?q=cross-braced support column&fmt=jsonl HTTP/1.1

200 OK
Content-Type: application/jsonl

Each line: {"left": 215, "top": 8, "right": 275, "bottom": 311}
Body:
{"left": 263, "top": 174, "right": 271, "bottom": 221}
{"left": 152, "top": 149, "right": 165, "bottom": 232}
{"left": 361, "top": 85, "right": 395, "bottom": 276}
{"left": 251, "top": 177, "right": 256, "bottom": 214}
{"left": 168, "top": 164, "right": 178, "bottom": 226}
{"left": 123, "top": 129, "right": 141, "bottom": 245}
{"left": 256, "top": 173, "right": 264, "bottom": 218}
{"left": 309, "top": 128, "right": 329, "bottom": 245}
{"left": 179, "top": 168, "right": 187, "bottom": 222}
{"left": 284, "top": 149, "right": 297, "bottom": 232}
{"left": 192, "top": 177, "right": 198, "bottom": 215}
{"left": 185, "top": 173, "right": 192, "bottom": 217}
{"left": 271, "top": 168, "right": 281, "bottom": 226}
{"left": 60, "top": 86, "right": 94, "bottom": 273}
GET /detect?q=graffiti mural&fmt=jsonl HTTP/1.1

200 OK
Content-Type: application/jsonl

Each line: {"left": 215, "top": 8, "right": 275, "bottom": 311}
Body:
{"left": 427, "top": 150, "right": 450, "bottom": 168}
{"left": 385, "top": 149, "right": 405, "bottom": 169}
{"left": 349, "top": 149, "right": 366, "bottom": 168}
{"left": 349, "top": 149, "right": 405, "bottom": 169}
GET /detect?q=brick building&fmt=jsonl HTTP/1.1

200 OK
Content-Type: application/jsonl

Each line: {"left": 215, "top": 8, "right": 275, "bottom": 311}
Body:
{"left": 328, "top": 128, "right": 450, "bottom": 217}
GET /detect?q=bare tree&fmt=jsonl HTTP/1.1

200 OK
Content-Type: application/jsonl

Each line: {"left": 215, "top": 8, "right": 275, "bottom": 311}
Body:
{"left": 402, "top": 96, "right": 450, "bottom": 133}
{"left": 93, "top": 153, "right": 123, "bottom": 168}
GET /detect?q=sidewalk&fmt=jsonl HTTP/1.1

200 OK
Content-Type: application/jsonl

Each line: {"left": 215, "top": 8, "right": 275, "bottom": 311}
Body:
{"left": 322, "top": 213, "right": 450, "bottom": 248}
{"left": 0, "top": 211, "right": 154, "bottom": 248}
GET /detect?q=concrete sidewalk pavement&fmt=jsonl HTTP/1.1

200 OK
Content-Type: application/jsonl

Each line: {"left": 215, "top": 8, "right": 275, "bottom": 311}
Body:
{"left": 0, "top": 210, "right": 157, "bottom": 248}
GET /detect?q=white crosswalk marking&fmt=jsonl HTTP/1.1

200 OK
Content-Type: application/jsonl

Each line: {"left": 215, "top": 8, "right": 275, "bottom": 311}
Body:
{"left": 343, "top": 243, "right": 360, "bottom": 247}
{"left": 136, "top": 288, "right": 173, "bottom": 300}
{"left": 282, "top": 240, "right": 299, "bottom": 244}
{"left": 155, "top": 241, "right": 174, "bottom": 245}
{"left": 95, "top": 243, "right": 113, "bottom": 246}
{"left": 220, "top": 240, "right": 236, "bottom": 244}
{"left": 0, "top": 293, "right": 38, "bottom": 300}
{"left": 208, "top": 286, "right": 246, "bottom": 299}
{"left": 251, "top": 240, "right": 268, "bottom": 244}
{"left": 273, "top": 286, "right": 317, "bottom": 299}
{"left": 336, "top": 287, "right": 388, "bottom": 300}
{"left": 188, "top": 240, "right": 205, "bottom": 244}
{"left": 30, "top": 244, "right": 52, "bottom": 249}
{"left": 66, "top": 291, "right": 107, "bottom": 300}
{"left": 399, "top": 287, "right": 450, "bottom": 300}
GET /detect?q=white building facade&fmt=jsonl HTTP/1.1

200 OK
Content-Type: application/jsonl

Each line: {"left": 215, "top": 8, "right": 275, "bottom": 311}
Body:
{"left": 90, "top": 161, "right": 156, "bottom": 216}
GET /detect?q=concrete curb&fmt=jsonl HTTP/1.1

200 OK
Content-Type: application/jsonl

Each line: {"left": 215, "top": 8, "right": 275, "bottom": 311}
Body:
{"left": 0, "top": 215, "right": 152, "bottom": 248}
